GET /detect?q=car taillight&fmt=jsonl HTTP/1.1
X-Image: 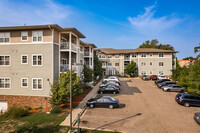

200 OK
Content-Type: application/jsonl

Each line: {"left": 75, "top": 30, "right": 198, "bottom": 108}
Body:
{"left": 179, "top": 98, "right": 183, "bottom": 101}
{"left": 117, "top": 102, "right": 119, "bottom": 104}
{"left": 194, "top": 113, "right": 196, "bottom": 116}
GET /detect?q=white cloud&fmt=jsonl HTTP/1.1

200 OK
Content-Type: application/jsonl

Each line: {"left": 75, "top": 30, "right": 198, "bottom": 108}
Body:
{"left": 0, "top": 0, "right": 72, "bottom": 26}
{"left": 128, "top": 3, "right": 181, "bottom": 34}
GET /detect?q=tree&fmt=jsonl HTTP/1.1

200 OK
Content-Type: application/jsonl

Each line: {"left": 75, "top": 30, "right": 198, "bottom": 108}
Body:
{"left": 183, "top": 56, "right": 197, "bottom": 60}
{"left": 194, "top": 43, "right": 200, "bottom": 59}
{"left": 83, "top": 65, "right": 93, "bottom": 83}
{"left": 93, "top": 52, "right": 103, "bottom": 80}
{"left": 139, "top": 39, "right": 174, "bottom": 51}
{"left": 50, "top": 70, "right": 82, "bottom": 105}
{"left": 172, "top": 58, "right": 181, "bottom": 81}
{"left": 124, "top": 61, "right": 137, "bottom": 76}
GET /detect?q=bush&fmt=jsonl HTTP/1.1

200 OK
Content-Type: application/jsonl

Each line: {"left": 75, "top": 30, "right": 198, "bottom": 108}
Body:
{"left": 1, "top": 105, "right": 28, "bottom": 119}
{"left": 50, "top": 105, "right": 61, "bottom": 114}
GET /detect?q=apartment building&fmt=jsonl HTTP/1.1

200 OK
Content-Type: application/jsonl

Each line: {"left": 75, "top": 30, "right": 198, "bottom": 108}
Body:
{"left": 0, "top": 24, "right": 95, "bottom": 111}
{"left": 96, "top": 48, "right": 177, "bottom": 77}
{"left": 178, "top": 59, "right": 198, "bottom": 67}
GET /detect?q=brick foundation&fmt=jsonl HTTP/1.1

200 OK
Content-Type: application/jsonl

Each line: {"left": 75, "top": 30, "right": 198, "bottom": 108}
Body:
{"left": 0, "top": 95, "right": 51, "bottom": 109}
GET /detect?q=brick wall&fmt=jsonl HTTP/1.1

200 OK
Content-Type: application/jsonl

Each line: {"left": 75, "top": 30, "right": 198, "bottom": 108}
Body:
{"left": 0, "top": 95, "right": 51, "bottom": 109}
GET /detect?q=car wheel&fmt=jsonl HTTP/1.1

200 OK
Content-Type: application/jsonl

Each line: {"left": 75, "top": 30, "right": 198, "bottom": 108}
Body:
{"left": 100, "top": 91, "right": 103, "bottom": 94}
{"left": 90, "top": 104, "right": 94, "bottom": 108}
{"left": 113, "top": 91, "right": 116, "bottom": 94}
{"left": 184, "top": 102, "right": 189, "bottom": 107}
{"left": 109, "top": 105, "right": 114, "bottom": 109}
{"left": 167, "top": 89, "right": 170, "bottom": 92}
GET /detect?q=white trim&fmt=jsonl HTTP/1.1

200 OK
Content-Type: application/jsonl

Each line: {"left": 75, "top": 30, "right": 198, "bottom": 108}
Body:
{"left": 32, "top": 54, "right": 43, "bottom": 66}
{"left": 0, "top": 42, "right": 52, "bottom": 45}
{"left": 32, "top": 30, "right": 43, "bottom": 43}
{"left": 32, "top": 78, "right": 43, "bottom": 90}
{"left": 21, "top": 31, "right": 28, "bottom": 41}
{"left": 21, "top": 78, "right": 28, "bottom": 88}
{"left": 0, "top": 55, "right": 11, "bottom": 67}
{"left": 21, "top": 54, "right": 28, "bottom": 64}
{"left": 0, "top": 77, "right": 11, "bottom": 89}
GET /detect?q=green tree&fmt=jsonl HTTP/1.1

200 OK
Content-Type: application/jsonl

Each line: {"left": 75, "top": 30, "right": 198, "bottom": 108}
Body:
{"left": 124, "top": 61, "right": 137, "bottom": 76}
{"left": 139, "top": 39, "right": 174, "bottom": 51}
{"left": 83, "top": 65, "right": 93, "bottom": 83}
{"left": 194, "top": 43, "right": 200, "bottom": 59}
{"left": 50, "top": 70, "right": 82, "bottom": 105}
{"left": 93, "top": 52, "right": 103, "bottom": 80}
{"left": 183, "top": 56, "right": 197, "bottom": 60}
{"left": 172, "top": 58, "right": 181, "bottom": 81}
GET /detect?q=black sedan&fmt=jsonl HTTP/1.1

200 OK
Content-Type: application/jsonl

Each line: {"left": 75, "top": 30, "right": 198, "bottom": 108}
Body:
{"left": 155, "top": 79, "right": 171, "bottom": 85}
{"left": 175, "top": 93, "right": 200, "bottom": 107}
{"left": 86, "top": 96, "right": 119, "bottom": 109}
{"left": 157, "top": 81, "right": 176, "bottom": 88}
{"left": 98, "top": 86, "right": 119, "bottom": 94}
{"left": 194, "top": 112, "right": 200, "bottom": 125}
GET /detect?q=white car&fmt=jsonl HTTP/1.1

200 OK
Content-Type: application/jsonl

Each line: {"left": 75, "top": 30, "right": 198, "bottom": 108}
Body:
{"left": 103, "top": 76, "right": 119, "bottom": 82}
{"left": 158, "top": 75, "right": 167, "bottom": 80}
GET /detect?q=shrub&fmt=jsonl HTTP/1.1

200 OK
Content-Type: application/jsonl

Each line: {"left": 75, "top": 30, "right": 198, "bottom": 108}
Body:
{"left": 2, "top": 105, "right": 28, "bottom": 119}
{"left": 50, "top": 105, "right": 61, "bottom": 114}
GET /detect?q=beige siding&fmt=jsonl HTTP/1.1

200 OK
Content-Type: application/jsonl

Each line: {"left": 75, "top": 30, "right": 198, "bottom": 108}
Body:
{"left": 0, "top": 44, "right": 53, "bottom": 97}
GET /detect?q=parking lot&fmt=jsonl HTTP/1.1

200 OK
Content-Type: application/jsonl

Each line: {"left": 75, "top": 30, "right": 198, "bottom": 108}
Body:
{"left": 80, "top": 78, "right": 200, "bottom": 133}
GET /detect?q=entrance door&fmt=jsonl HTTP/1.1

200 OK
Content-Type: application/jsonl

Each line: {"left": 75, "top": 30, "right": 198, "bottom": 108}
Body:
{"left": 0, "top": 101, "right": 8, "bottom": 112}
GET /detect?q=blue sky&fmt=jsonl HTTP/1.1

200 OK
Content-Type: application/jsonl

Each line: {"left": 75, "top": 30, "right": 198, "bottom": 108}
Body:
{"left": 0, "top": 0, "right": 200, "bottom": 59}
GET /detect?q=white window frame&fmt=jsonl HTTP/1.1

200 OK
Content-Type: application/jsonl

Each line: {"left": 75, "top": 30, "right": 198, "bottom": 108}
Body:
{"left": 150, "top": 62, "right": 153, "bottom": 66}
{"left": 107, "top": 55, "right": 112, "bottom": 58}
{"left": 141, "top": 71, "right": 146, "bottom": 75}
{"left": 159, "top": 71, "right": 164, "bottom": 75}
{"left": 32, "top": 54, "right": 43, "bottom": 66}
{"left": 159, "top": 53, "right": 164, "bottom": 57}
{"left": 115, "top": 55, "right": 119, "bottom": 58}
{"left": 21, "top": 54, "right": 28, "bottom": 64}
{"left": 149, "top": 53, "right": 153, "bottom": 57}
{"left": 21, "top": 31, "right": 28, "bottom": 41}
{"left": 132, "top": 53, "right": 137, "bottom": 58}
{"left": 0, "top": 55, "right": 11, "bottom": 66}
{"left": 141, "top": 53, "right": 146, "bottom": 57}
{"left": 0, "top": 77, "right": 11, "bottom": 89}
{"left": 32, "top": 78, "right": 43, "bottom": 90}
{"left": 150, "top": 71, "right": 153, "bottom": 75}
{"left": 21, "top": 78, "right": 28, "bottom": 88}
{"left": 0, "top": 32, "right": 10, "bottom": 43}
{"left": 108, "top": 63, "right": 112, "bottom": 66}
{"left": 115, "top": 63, "right": 119, "bottom": 66}
{"left": 32, "top": 31, "right": 43, "bottom": 42}
{"left": 159, "top": 62, "right": 164, "bottom": 66}
{"left": 141, "top": 62, "right": 146, "bottom": 66}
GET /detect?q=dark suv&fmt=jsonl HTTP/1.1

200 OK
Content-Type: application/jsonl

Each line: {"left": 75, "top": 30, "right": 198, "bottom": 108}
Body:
{"left": 175, "top": 93, "right": 200, "bottom": 107}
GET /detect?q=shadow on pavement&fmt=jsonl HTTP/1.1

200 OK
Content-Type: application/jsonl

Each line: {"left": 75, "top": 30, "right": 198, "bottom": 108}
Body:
{"left": 94, "top": 113, "right": 142, "bottom": 130}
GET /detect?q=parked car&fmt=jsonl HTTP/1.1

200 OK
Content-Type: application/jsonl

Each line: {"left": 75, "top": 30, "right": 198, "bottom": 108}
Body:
{"left": 86, "top": 96, "right": 119, "bottom": 109}
{"left": 103, "top": 76, "right": 120, "bottom": 85}
{"left": 194, "top": 112, "right": 200, "bottom": 125}
{"left": 150, "top": 75, "right": 158, "bottom": 80}
{"left": 161, "top": 84, "right": 185, "bottom": 92}
{"left": 155, "top": 79, "right": 171, "bottom": 84}
{"left": 100, "top": 82, "right": 120, "bottom": 90}
{"left": 157, "top": 81, "right": 176, "bottom": 88}
{"left": 175, "top": 93, "right": 200, "bottom": 107}
{"left": 158, "top": 75, "right": 167, "bottom": 80}
{"left": 141, "top": 75, "right": 150, "bottom": 80}
{"left": 102, "top": 80, "right": 120, "bottom": 86}
{"left": 98, "top": 86, "right": 119, "bottom": 94}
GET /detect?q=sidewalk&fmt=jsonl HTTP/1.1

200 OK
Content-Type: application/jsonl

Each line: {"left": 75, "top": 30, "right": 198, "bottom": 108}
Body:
{"left": 60, "top": 80, "right": 102, "bottom": 126}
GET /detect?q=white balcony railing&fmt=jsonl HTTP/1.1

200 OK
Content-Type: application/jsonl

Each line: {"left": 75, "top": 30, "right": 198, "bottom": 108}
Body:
{"left": 60, "top": 64, "right": 69, "bottom": 72}
{"left": 60, "top": 42, "right": 77, "bottom": 51}
{"left": 124, "top": 57, "right": 130, "bottom": 61}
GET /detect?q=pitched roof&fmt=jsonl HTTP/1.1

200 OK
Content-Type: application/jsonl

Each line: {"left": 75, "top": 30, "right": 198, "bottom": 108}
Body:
{"left": 0, "top": 24, "right": 85, "bottom": 38}
{"left": 95, "top": 48, "right": 178, "bottom": 54}
{"left": 80, "top": 40, "right": 97, "bottom": 48}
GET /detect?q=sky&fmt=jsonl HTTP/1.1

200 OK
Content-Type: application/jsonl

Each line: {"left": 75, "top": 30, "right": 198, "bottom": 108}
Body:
{"left": 0, "top": 0, "right": 200, "bottom": 59}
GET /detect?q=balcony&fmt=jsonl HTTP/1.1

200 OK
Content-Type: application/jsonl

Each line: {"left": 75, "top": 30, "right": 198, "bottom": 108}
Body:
{"left": 124, "top": 57, "right": 130, "bottom": 61}
{"left": 60, "top": 42, "right": 77, "bottom": 51}
{"left": 60, "top": 64, "right": 78, "bottom": 72}
{"left": 84, "top": 51, "right": 93, "bottom": 57}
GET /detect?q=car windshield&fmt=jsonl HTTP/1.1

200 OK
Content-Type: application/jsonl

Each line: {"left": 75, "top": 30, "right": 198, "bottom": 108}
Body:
{"left": 110, "top": 97, "right": 116, "bottom": 101}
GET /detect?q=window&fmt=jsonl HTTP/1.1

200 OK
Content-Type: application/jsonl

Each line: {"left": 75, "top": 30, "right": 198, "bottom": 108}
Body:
{"left": 32, "top": 78, "right": 43, "bottom": 90}
{"left": 159, "top": 71, "right": 164, "bottom": 75}
{"left": 0, "top": 56, "right": 10, "bottom": 66}
{"left": 0, "top": 78, "right": 10, "bottom": 89}
{"left": 115, "top": 63, "right": 119, "bottom": 66}
{"left": 115, "top": 55, "right": 119, "bottom": 58}
{"left": 141, "top": 62, "right": 146, "bottom": 66}
{"left": 141, "top": 71, "right": 146, "bottom": 75}
{"left": 108, "top": 63, "right": 112, "bottom": 66}
{"left": 32, "top": 54, "right": 42, "bottom": 66}
{"left": 21, "top": 78, "right": 28, "bottom": 88}
{"left": 159, "top": 62, "right": 164, "bottom": 66}
{"left": 132, "top": 53, "right": 137, "bottom": 58}
{"left": 32, "top": 31, "right": 42, "bottom": 42}
{"left": 21, "top": 55, "right": 28, "bottom": 64}
{"left": 141, "top": 53, "right": 146, "bottom": 57}
{"left": 150, "top": 71, "right": 153, "bottom": 75}
{"left": 150, "top": 62, "right": 153, "bottom": 66}
{"left": 0, "top": 32, "right": 10, "bottom": 43}
{"left": 107, "top": 55, "right": 112, "bottom": 58}
{"left": 21, "top": 32, "right": 28, "bottom": 41}
{"left": 149, "top": 53, "right": 153, "bottom": 57}
{"left": 159, "top": 53, "right": 164, "bottom": 57}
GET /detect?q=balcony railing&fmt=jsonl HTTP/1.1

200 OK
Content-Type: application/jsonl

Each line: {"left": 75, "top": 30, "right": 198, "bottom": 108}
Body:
{"left": 84, "top": 52, "right": 93, "bottom": 56}
{"left": 60, "top": 42, "right": 77, "bottom": 51}
{"left": 124, "top": 57, "right": 130, "bottom": 61}
{"left": 60, "top": 64, "right": 69, "bottom": 72}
